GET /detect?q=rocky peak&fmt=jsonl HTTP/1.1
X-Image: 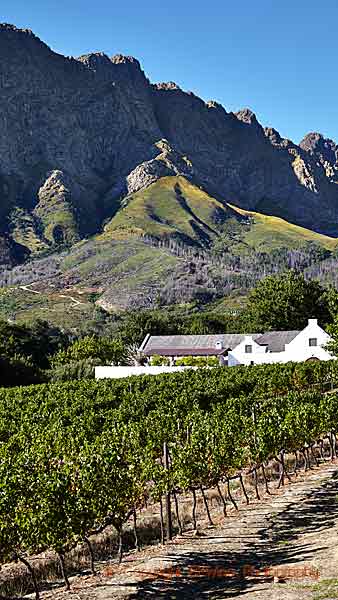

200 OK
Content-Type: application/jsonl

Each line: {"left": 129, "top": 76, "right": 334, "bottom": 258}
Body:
{"left": 0, "top": 22, "right": 67, "bottom": 59}
{"left": 264, "top": 127, "right": 296, "bottom": 151}
{"left": 0, "top": 23, "right": 32, "bottom": 33}
{"left": 206, "top": 100, "right": 227, "bottom": 112}
{"left": 300, "top": 132, "right": 325, "bottom": 151}
{"left": 77, "top": 52, "right": 111, "bottom": 68}
{"left": 0, "top": 23, "right": 41, "bottom": 39}
{"left": 109, "top": 54, "right": 148, "bottom": 86}
{"left": 154, "top": 81, "right": 181, "bottom": 91}
{"left": 264, "top": 127, "right": 283, "bottom": 145}
{"left": 300, "top": 132, "right": 338, "bottom": 181}
{"left": 76, "top": 52, "right": 117, "bottom": 81}
{"left": 0, "top": 22, "right": 84, "bottom": 81}
{"left": 234, "top": 108, "right": 265, "bottom": 139}
{"left": 300, "top": 132, "right": 338, "bottom": 160}
{"left": 78, "top": 51, "right": 148, "bottom": 86}
{"left": 111, "top": 54, "right": 141, "bottom": 68}
{"left": 235, "top": 108, "right": 258, "bottom": 125}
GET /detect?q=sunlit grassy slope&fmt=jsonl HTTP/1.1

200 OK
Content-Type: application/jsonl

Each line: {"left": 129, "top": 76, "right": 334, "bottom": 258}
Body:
{"left": 227, "top": 204, "right": 338, "bottom": 252}
{"left": 104, "top": 175, "right": 231, "bottom": 246}
{"left": 105, "top": 175, "right": 338, "bottom": 252}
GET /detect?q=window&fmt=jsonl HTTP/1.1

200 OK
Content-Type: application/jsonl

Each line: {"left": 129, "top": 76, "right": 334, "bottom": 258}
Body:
{"left": 245, "top": 344, "right": 253, "bottom": 354}
{"left": 309, "top": 338, "right": 317, "bottom": 347}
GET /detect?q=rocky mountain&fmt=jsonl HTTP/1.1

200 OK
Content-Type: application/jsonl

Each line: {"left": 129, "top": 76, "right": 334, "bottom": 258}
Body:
{"left": 299, "top": 133, "right": 338, "bottom": 183}
{"left": 1, "top": 22, "right": 338, "bottom": 273}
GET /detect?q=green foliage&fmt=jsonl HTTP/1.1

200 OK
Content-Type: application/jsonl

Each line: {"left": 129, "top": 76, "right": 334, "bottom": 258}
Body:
{"left": 115, "top": 310, "right": 177, "bottom": 346}
{"left": 0, "top": 358, "right": 337, "bottom": 576}
{"left": 0, "top": 318, "right": 68, "bottom": 369}
{"left": 0, "top": 318, "right": 67, "bottom": 386}
{"left": 115, "top": 308, "right": 235, "bottom": 347}
{"left": 51, "top": 336, "right": 128, "bottom": 367}
{"left": 47, "top": 358, "right": 100, "bottom": 381}
{"left": 244, "top": 271, "right": 331, "bottom": 331}
{"left": 175, "top": 356, "right": 219, "bottom": 367}
{"left": 211, "top": 217, "right": 250, "bottom": 254}
{"left": 325, "top": 322, "right": 338, "bottom": 357}
{"left": 0, "top": 354, "right": 45, "bottom": 387}
{"left": 323, "top": 288, "right": 338, "bottom": 357}
{"left": 150, "top": 355, "right": 170, "bottom": 366}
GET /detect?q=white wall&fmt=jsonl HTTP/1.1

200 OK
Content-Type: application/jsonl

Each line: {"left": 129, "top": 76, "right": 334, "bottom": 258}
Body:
{"left": 228, "top": 335, "right": 268, "bottom": 367}
{"left": 95, "top": 365, "right": 198, "bottom": 380}
{"left": 228, "top": 320, "right": 333, "bottom": 366}
{"left": 228, "top": 351, "right": 279, "bottom": 367}
{"left": 284, "top": 319, "right": 332, "bottom": 362}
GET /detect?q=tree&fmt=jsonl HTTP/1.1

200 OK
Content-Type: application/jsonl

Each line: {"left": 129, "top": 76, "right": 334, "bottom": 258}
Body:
{"left": 114, "top": 311, "right": 178, "bottom": 346}
{"left": 0, "top": 319, "right": 68, "bottom": 369}
{"left": 244, "top": 271, "right": 331, "bottom": 332}
{"left": 0, "top": 354, "right": 44, "bottom": 387}
{"left": 51, "top": 336, "right": 128, "bottom": 367}
{"left": 0, "top": 318, "right": 66, "bottom": 386}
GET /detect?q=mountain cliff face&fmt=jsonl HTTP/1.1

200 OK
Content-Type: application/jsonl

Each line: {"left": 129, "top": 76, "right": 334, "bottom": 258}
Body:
{"left": 299, "top": 133, "right": 338, "bottom": 183}
{"left": 1, "top": 23, "right": 338, "bottom": 270}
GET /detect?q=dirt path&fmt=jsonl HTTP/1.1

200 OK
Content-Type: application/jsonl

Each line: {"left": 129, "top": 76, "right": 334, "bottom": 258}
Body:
{"left": 58, "top": 294, "right": 85, "bottom": 306}
{"left": 36, "top": 459, "right": 338, "bottom": 600}
{"left": 13, "top": 284, "right": 86, "bottom": 307}
{"left": 19, "top": 284, "right": 42, "bottom": 294}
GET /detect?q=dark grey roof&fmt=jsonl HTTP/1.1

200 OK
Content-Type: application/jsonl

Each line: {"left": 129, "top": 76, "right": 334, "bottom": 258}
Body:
{"left": 140, "top": 334, "right": 260, "bottom": 356}
{"left": 255, "top": 330, "right": 300, "bottom": 353}
{"left": 140, "top": 330, "right": 302, "bottom": 356}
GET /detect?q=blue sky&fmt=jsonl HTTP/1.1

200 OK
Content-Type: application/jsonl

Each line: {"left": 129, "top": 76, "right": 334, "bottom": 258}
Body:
{"left": 3, "top": 0, "right": 338, "bottom": 144}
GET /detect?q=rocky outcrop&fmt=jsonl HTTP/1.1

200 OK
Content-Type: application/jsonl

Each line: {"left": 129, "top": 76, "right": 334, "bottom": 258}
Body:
{"left": 34, "top": 171, "right": 80, "bottom": 244}
{"left": 1, "top": 23, "right": 338, "bottom": 268}
{"left": 300, "top": 133, "right": 338, "bottom": 182}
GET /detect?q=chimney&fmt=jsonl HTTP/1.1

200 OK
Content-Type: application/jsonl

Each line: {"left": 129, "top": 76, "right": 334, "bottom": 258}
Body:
{"left": 215, "top": 340, "right": 223, "bottom": 350}
{"left": 308, "top": 319, "right": 318, "bottom": 326}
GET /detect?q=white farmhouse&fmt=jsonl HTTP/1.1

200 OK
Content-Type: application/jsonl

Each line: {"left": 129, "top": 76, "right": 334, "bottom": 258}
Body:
{"left": 140, "top": 319, "right": 333, "bottom": 367}
{"left": 228, "top": 319, "right": 331, "bottom": 366}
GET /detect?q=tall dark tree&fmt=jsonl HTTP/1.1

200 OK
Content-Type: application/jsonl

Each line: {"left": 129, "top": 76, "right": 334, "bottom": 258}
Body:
{"left": 244, "top": 271, "right": 331, "bottom": 332}
{"left": 0, "top": 319, "right": 68, "bottom": 369}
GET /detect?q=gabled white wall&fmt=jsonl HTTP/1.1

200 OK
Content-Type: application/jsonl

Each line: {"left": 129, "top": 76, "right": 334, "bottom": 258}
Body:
{"left": 283, "top": 319, "right": 332, "bottom": 363}
{"left": 228, "top": 335, "right": 267, "bottom": 367}
{"left": 228, "top": 320, "right": 333, "bottom": 367}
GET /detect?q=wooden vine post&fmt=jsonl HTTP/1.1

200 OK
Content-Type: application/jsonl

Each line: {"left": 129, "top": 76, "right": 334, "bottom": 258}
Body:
{"left": 163, "top": 441, "right": 173, "bottom": 541}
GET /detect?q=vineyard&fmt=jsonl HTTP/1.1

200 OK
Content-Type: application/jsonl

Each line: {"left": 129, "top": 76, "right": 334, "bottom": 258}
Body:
{"left": 1, "top": 360, "right": 338, "bottom": 597}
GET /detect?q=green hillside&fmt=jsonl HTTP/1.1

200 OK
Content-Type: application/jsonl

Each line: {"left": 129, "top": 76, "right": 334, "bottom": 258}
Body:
{"left": 0, "top": 237, "right": 181, "bottom": 329}
{"left": 104, "top": 176, "right": 233, "bottom": 246}
{"left": 2, "top": 176, "right": 338, "bottom": 328}
{"left": 104, "top": 175, "right": 338, "bottom": 253}
{"left": 228, "top": 204, "right": 338, "bottom": 252}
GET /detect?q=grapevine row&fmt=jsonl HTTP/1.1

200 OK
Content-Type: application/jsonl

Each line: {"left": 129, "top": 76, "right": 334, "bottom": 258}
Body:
{"left": 0, "top": 360, "right": 338, "bottom": 595}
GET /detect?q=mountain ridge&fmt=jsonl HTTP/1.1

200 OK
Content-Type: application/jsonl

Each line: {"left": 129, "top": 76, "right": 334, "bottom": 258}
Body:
{"left": 1, "top": 22, "right": 338, "bottom": 266}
